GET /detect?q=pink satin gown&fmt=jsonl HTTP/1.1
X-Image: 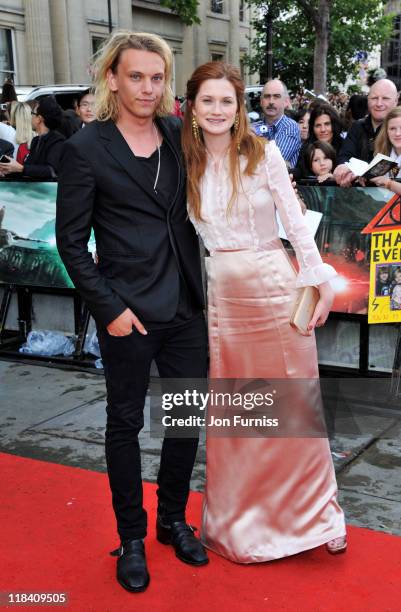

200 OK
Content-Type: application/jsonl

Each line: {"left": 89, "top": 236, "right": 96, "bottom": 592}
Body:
{"left": 189, "top": 142, "right": 346, "bottom": 563}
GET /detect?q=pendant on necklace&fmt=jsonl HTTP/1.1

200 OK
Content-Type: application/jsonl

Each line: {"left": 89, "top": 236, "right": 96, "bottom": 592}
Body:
{"left": 153, "top": 122, "right": 161, "bottom": 193}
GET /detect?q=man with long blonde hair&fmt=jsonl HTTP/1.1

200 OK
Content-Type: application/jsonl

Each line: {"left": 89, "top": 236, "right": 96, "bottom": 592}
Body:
{"left": 56, "top": 31, "right": 208, "bottom": 593}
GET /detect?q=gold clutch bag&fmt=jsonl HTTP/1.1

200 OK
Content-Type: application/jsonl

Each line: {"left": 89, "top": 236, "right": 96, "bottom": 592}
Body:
{"left": 290, "top": 286, "right": 320, "bottom": 335}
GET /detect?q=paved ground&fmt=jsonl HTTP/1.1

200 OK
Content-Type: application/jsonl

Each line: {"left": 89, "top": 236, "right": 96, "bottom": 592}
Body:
{"left": 1, "top": 359, "right": 401, "bottom": 536}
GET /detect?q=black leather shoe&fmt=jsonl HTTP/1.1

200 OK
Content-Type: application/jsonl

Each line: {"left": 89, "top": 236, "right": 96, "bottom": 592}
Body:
{"left": 156, "top": 516, "right": 209, "bottom": 566}
{"left": 112, "top": 539, "right": 150, "bottom": 593}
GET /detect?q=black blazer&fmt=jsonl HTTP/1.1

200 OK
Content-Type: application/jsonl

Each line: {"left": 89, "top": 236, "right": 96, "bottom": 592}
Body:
{"left": 56, "top": 117, "right": 204, "bottom": 327}
{"left": 337, "top": 115, "right": 378, "bottom": 165}
{"left": 24, "top": 130, "right": 65, "bottom": 179}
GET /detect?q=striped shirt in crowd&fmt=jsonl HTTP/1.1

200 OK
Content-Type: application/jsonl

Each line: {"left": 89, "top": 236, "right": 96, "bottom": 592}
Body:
{"left": 252, "top": 114, "right": 302, "bottom": 168}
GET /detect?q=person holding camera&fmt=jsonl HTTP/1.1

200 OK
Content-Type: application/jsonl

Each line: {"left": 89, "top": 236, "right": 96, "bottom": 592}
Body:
{"left": 0, "top": 96, "right": 65, "bottom": 179}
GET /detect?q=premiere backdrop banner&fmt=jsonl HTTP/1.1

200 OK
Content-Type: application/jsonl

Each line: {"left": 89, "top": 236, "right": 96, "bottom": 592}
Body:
{"left": 297, "top": 184, "right": 393, "bottom": 314}
{"left": 0, "top": 181, "right": 392, "bottom": 312}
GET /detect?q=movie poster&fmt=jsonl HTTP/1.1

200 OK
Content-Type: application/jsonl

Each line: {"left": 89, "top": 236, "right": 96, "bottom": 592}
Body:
{"left": 0, "top": 181, "right": 94, "bottom": 289}
{"left": 294, "top": 185, "right": 392, "bottom": 314}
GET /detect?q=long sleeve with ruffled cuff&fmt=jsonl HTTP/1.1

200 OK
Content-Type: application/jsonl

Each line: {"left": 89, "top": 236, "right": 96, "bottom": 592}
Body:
{"left": 264, "top": 142, "right": 336, "bottom": 287}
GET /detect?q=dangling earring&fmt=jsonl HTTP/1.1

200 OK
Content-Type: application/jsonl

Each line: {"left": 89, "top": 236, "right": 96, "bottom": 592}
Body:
{"left": 192, "top": 116, "right": 201, "bottom": 144}
{"left": 233, "top": 114, "right": 240, "bottom": 152}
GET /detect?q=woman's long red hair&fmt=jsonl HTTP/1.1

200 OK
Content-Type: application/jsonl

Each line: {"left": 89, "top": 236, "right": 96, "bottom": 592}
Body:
{"left": 182, "top": 62, "right": 265, "bottom": 221}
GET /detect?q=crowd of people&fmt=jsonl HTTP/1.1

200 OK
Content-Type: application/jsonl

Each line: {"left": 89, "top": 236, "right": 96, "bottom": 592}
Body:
{"left": 0, "top": 79, "right": 95, "bottom": 179}
{"left": 251, "top": 76, "right": 401, "bottom": 193}
{"left": 1, "top": 71, "right": 401, "bottom": 193}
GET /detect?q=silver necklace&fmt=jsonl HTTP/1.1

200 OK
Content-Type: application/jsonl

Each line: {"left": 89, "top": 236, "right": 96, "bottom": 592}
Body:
{"left": 153, "top": 122, "right": 161, "bottom": 193}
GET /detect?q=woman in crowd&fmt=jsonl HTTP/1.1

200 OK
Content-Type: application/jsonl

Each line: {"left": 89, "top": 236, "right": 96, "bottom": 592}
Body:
{"left": 344, "top": 94, "right": 368, "bottom": 131}
{"left": 0, "top": 96, "right": 65, "bottom": 179}
{"left": 296, "top": 103, "right": 344, "bottom": 177}
{"left": 301, "top": 140, "right": 337, "bottom": 183}
{"left": 368, "top": 107, "right": 401, "bottom": 194}
{"left": 295, "top": 108, "right": 310, "bottom": 143}
{"left": 0, "top": 78, "right": 17, "bottom": 105}
{"left": 182, "top": 61, "right": 346, "bottom": 564}
{"left": 10, "top": 101, "right": 33, "bottom": 164}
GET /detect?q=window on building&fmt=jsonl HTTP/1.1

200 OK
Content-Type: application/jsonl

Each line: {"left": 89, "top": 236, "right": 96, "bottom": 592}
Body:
{"left": 92, "top": 36, "right": 106, "bottom": 55}
{"left": 0, "top": 29, "right": 14, "bottom": 81}
{"left": 211, "top": 52, "right": 225, "bottom": 62}
{"left": 382, "top": 13, "right": 401, "bottom": 86}
{"left": 211, "top": 0, "right": 224, "bottom": 14}
{"left": 239, "top": 0, "right": 245, "bottom": 22}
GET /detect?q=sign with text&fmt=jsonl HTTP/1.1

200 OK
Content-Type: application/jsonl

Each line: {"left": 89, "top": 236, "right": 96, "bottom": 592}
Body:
{"left": 296, "top": 185, "right": 392, "bottom": 314}
{"left": 367, "top": 230, "right": 401, "bottom": 323}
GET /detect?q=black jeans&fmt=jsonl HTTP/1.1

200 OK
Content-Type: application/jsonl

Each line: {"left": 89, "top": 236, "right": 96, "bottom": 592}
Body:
{"left": 97, "top": 315, "right": 208, "bottom": 543}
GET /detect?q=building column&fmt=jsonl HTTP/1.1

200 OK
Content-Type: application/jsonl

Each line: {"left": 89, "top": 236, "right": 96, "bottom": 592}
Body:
{"left": 24, "top": 0, "right": 55, "bottom": 83}
{"left": 117, "top": 0, "right": 132, "bottom": 29}
{"left": 48, "top": 0, "right": 71, "bottom": 83}
{"left": 229, "top": 0, "right": 240, "bottom": 67}
{"left": 49, "top": 0, "right": 90, "bottom": 83}
{"left": 181, "top": 27, "right": 194, "bottom": 94}
{"left": 66, "top": 0, "right": 91, "bottom": 82}
{"left": 193, "top": 0, "right": 209, "bottom": 68}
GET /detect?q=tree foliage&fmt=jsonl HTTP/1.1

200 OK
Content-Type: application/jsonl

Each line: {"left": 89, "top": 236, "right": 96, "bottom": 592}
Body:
{"left": 244, "top": 0, "right": 394, "bottom": 92}
{"left": 160, "top": 0, "right": 200, "bottom": 25}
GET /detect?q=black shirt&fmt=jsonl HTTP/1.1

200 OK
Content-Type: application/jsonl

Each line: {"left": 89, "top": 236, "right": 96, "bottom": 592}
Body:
{"left": 337, "top": 115, "right": 380, "bottom": 165}
{"left": 134, "top": 139, "right": 201, "bottom": 329}
{"left": 138, "top": 140, "right": 177, "bottom": 208}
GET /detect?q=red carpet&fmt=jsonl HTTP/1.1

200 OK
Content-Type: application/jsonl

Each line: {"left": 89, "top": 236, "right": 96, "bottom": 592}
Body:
{"left": 0, "top": 452, "right": 400, "bottom": 612}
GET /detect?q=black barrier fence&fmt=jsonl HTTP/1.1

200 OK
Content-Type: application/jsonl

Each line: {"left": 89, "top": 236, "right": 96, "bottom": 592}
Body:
{"left": 0, "top": 177, "right": 400, "bottom": 377}
{"left": 0, "top": 178, "right": 93, "bottom": 368}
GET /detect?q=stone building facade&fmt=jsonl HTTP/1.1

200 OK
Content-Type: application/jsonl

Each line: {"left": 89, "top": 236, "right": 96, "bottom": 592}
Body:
{"left": 0, "top": 0, "right": 257, "bottom": 94}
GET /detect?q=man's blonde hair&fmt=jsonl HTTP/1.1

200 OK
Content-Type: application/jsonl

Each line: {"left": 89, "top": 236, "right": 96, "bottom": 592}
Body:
{"left": 93, "top": 30, "right": 174, "bottom": 122}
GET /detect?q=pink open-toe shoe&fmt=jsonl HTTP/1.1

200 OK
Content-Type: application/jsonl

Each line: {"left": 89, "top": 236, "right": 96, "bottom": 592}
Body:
{"left": 326, "top": 536, "right": 347, "bottom": 555}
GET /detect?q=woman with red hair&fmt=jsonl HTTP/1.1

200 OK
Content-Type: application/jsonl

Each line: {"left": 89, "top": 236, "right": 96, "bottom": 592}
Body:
{"left": 182, "top": 62, "right": 346, "bottom": 563}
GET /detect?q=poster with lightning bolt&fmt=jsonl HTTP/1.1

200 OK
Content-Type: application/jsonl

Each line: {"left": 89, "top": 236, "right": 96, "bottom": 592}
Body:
{"left": 361, "top": 194, "right": 401, "bottom": 324}
{"left": 368, "top": 230, "right": 401, "bottom": 323}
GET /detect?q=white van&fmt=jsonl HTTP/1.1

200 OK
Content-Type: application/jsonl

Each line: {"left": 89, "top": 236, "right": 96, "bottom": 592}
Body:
{"left": 16, "top": 84, "right": 90, "bottom": 110}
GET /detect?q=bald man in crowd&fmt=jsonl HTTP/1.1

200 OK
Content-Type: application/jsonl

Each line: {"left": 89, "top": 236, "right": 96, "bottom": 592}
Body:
{"left": 253, "top": 79, "right": 301, "bottom": 167}
{"left": 334, "top": 78, "right": 398, "bottom": 187}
